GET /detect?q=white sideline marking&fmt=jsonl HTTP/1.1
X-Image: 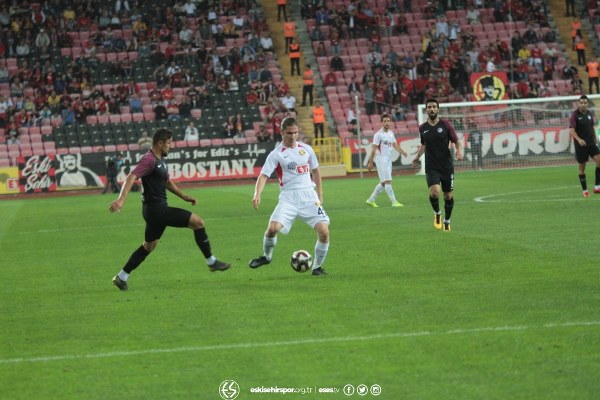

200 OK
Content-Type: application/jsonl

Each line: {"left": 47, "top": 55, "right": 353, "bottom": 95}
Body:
{"left": 1, "top": 321, "right": 598, "bottom": 365}
{"left": 474, "top": 186, "right": 578, "bottom": 203}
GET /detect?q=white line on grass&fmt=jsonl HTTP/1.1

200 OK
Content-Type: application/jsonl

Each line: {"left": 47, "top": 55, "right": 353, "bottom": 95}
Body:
{"left": 1, "top": 320, "right": 598, "bottom": 365}
{"left": 474, "top": 186, "right": 581, "bottom": 203}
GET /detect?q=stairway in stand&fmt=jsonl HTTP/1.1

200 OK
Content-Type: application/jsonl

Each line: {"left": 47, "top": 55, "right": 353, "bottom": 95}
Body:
{"left": 257, "top": 1, "right": 322, "bottom": 141}
{"left": 547, "top": 0, "right": 594, "bottom": 89}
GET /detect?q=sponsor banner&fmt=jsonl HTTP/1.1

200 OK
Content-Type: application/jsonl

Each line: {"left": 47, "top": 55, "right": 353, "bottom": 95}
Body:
{"left": 54, "top": 153, "right": 104, "bottom": 190}
{"left": 463, "top": 126, "right": 573, "bottom": 160}
{"left": 14, "top": 143, "right": 275, "bottom": 194}
{"left": 471, "top": 72, "right": 509, "bottom": 101}
{"left": 0, "top": 166, "right": 20, "bottom": 194}
{"left": 346, "top": 127, "right": 574, "bottom": 170}
{"left": 18, "top": 155, "right": 57, "bottom": 193}
{"left": 138, "top": 144, "right": 273, "bottom": 182}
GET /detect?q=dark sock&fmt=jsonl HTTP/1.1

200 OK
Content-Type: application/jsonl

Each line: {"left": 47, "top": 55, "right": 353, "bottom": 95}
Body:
{"left": 445, "top": 197, "right": 454, "bottom": 221}
{"left": 194, "top": 228, "right": 212, "bottom": 259}
{"left": 429, "top": 196, "right": 440, "bottom": 213}
{"left": 595, "top": 168, "right": 600, "bottom": 186}
{"left": 123, "top": 245, "right": 150, "bottom": 273}
{"left": 579, "top": 174, "right": 587, "bottom": 191}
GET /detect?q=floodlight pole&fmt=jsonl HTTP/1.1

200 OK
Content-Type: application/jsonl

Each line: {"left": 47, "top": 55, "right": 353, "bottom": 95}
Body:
{"left": 355, "top": 94, "right": 364, "bottom": 178}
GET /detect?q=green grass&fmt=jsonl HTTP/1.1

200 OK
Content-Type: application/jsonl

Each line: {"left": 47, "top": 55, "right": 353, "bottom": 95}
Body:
{"left": 1, "top": 166, "right": 599, "bottom": 399}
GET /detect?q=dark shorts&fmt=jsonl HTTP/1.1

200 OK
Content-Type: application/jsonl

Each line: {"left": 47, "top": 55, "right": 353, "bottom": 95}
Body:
{"left": 575, "top": 143, "right": 600, "bottom": 164}
{"left": 142, "top": 206, "right": 192, "bottom": 242}
{"left": 426, "top": 169, "right": 455, "bottom": 193}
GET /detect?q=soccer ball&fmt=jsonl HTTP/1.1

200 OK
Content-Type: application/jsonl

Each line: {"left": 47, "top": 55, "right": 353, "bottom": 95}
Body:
{"left": 290, "top": 250, "right": 313, "bottom": 272}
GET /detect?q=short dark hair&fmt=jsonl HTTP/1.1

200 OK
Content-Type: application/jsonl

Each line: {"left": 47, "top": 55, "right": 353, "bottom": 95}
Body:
{"left": 381, "top": 113, "right": 391, "bottom": 121}
{"left": 580, "top": 95, "right": 589, "bottom": 101}
{"left": 280, "top": 117, "right": 298, "bottom": 132}
{"left": 153, "top": 129, "right": 173, "bottom": 145}
{"left": 426, "top": 98, "right": 439, "bottom": 107}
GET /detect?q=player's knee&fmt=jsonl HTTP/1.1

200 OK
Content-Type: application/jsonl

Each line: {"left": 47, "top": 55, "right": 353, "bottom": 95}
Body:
{"left": 317, "top": 231, "right": 329, "bottom": 243}
{"left": 144, "top": 240, "right": 159, "bottom": 252}
{"left": 265, "top": 229, "right": 279, "bottom": 238}
{"left": 315, "top": 224, "right": 329, "bottom": 242}
{"left": 266, "top": 223, "right": 281, "bottom": 237}
{"left": 188, "top": 214, "right": 205, "bottom": 229}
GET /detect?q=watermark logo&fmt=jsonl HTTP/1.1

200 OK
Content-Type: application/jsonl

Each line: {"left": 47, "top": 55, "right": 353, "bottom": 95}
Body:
{"left": 370, "top": 384, "right": 382, "bottom": 396}
{"left": 343, "top": 384, "right": 355, "bottom": 396}
{"left": 219, "top": 380, "right": 240, "bottom": 399}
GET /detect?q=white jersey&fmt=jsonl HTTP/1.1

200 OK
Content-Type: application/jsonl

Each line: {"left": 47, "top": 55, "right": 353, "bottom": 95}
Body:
{"left": 372, "top": 128, "right": 397, "bottom": 165}
{"left": 261, "top": 142, "right": 319, "bottom": 192}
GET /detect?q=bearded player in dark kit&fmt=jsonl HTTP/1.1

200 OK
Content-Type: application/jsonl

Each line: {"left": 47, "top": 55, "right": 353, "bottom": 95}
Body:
{"left": 412, "top": 98, "right": 463, "bottom": 232}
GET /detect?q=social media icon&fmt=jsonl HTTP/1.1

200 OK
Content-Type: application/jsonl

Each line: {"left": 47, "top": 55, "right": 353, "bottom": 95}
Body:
{"left": 357, "top": 384, "right": 368, "bottom": 396}
{"left": 371, "top": 384, "right": 382, "bottom": 396}
{"left": 343, "top": 384, "right": 355, "bottom": 396}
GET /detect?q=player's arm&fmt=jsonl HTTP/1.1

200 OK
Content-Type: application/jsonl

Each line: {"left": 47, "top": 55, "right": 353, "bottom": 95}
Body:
{"left": 569, "top": 127, "right": 586, "bottom": 146}
{"left": 312, "top": 167, "right": 324, "bottom": 204}
{"left": 109, "top": 172, "right": 139, "bottom": 213}
{"left": 453, "top": 138, "right": 463, "bottom": 160}
{"left": 569, "top": 111, "right": 587, "bottom": 145}
{"left": 393, "top": 141, "right": 408, "bottom": 157}
{"left": 367, "top": 141, "right": 377, "bottom": 171}
{"left": 252, "top": 174, "right": 269, "bottom": 210}
{"left": 412, "top": 144, "right": 425, "bottom": 167}
{"left": 167, "top": 179, "right": 196, "bottom": 205}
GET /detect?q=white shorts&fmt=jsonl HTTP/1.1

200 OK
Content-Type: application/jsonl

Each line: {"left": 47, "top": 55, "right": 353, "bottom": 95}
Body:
{"left": 270, "top": 189, "right": 330, "bottom": 234}
{"left": 375, "top": 159, "right": 392, "bottom": 182}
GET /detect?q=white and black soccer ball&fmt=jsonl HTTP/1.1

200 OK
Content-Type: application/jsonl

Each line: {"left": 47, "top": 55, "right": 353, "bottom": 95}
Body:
{"left": 290, "top": 250, "right": 313, "bottom": 273}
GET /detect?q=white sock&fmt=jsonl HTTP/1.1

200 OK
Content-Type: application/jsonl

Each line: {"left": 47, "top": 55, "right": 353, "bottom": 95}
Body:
{"left": 206, "top": 256, "right": 216, "bottom": 265}
{"left": 368, "top": 183, "right": 384, "bottom": 202}
{"left": 263, "top": 235, "right": 277, "bottom": 259}
{"left": 384, "top": 185, "right": 397, "bottom": 203}
{"left": 118, "top": 270, "right": 129, "bottom": 281}
{"left": 313, "top": 241, "right": 329, "bottom": 269}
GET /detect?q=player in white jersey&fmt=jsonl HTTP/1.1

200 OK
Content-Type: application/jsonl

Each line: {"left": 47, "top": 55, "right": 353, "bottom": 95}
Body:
{"left": 249, "top": 117, "right": 330, "bottom": 276}
{"left": 366, "top": 114, "right": 408, "bottom": 207}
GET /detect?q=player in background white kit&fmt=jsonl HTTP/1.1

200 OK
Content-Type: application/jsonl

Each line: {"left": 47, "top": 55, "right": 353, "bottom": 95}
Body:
{"left": 249, "top": 117, "right": 330, "bottom": 276}
{"left": 366, "top": 114, "right": 408, "bottom": 207}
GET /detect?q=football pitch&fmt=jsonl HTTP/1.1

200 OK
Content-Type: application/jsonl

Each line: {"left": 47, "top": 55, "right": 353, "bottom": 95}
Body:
{"left": 0, "top": 166, "right": 598, "bottom": 399}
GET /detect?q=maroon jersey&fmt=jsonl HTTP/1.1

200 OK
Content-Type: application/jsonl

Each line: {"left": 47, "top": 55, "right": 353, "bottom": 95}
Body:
{"left": 132, "top": 151, "right": 169, "bottom": 208}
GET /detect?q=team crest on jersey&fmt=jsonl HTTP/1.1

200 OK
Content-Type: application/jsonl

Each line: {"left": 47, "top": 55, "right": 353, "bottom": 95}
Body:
{"left": 437, "top": 127, "right": 443, "bottom": 133}
{"left": 588, "top": 115, "right": 592, "bottom": 120}
{"left": 298, "top": 149, "right": 306, "bottom": 156}
{"left": 287, "top": 161, "right": 297, "bottom": 170}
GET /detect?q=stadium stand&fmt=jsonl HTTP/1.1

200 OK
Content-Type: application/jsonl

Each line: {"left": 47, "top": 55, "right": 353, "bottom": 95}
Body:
{"left": 305, "top": 0, "right": 584, "bottom": 139}
{"left": 0, "top": 0, "right": 596, "bottom": 167}
{"left": 0, "top": 0, "right": 281, "bottom": 165}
